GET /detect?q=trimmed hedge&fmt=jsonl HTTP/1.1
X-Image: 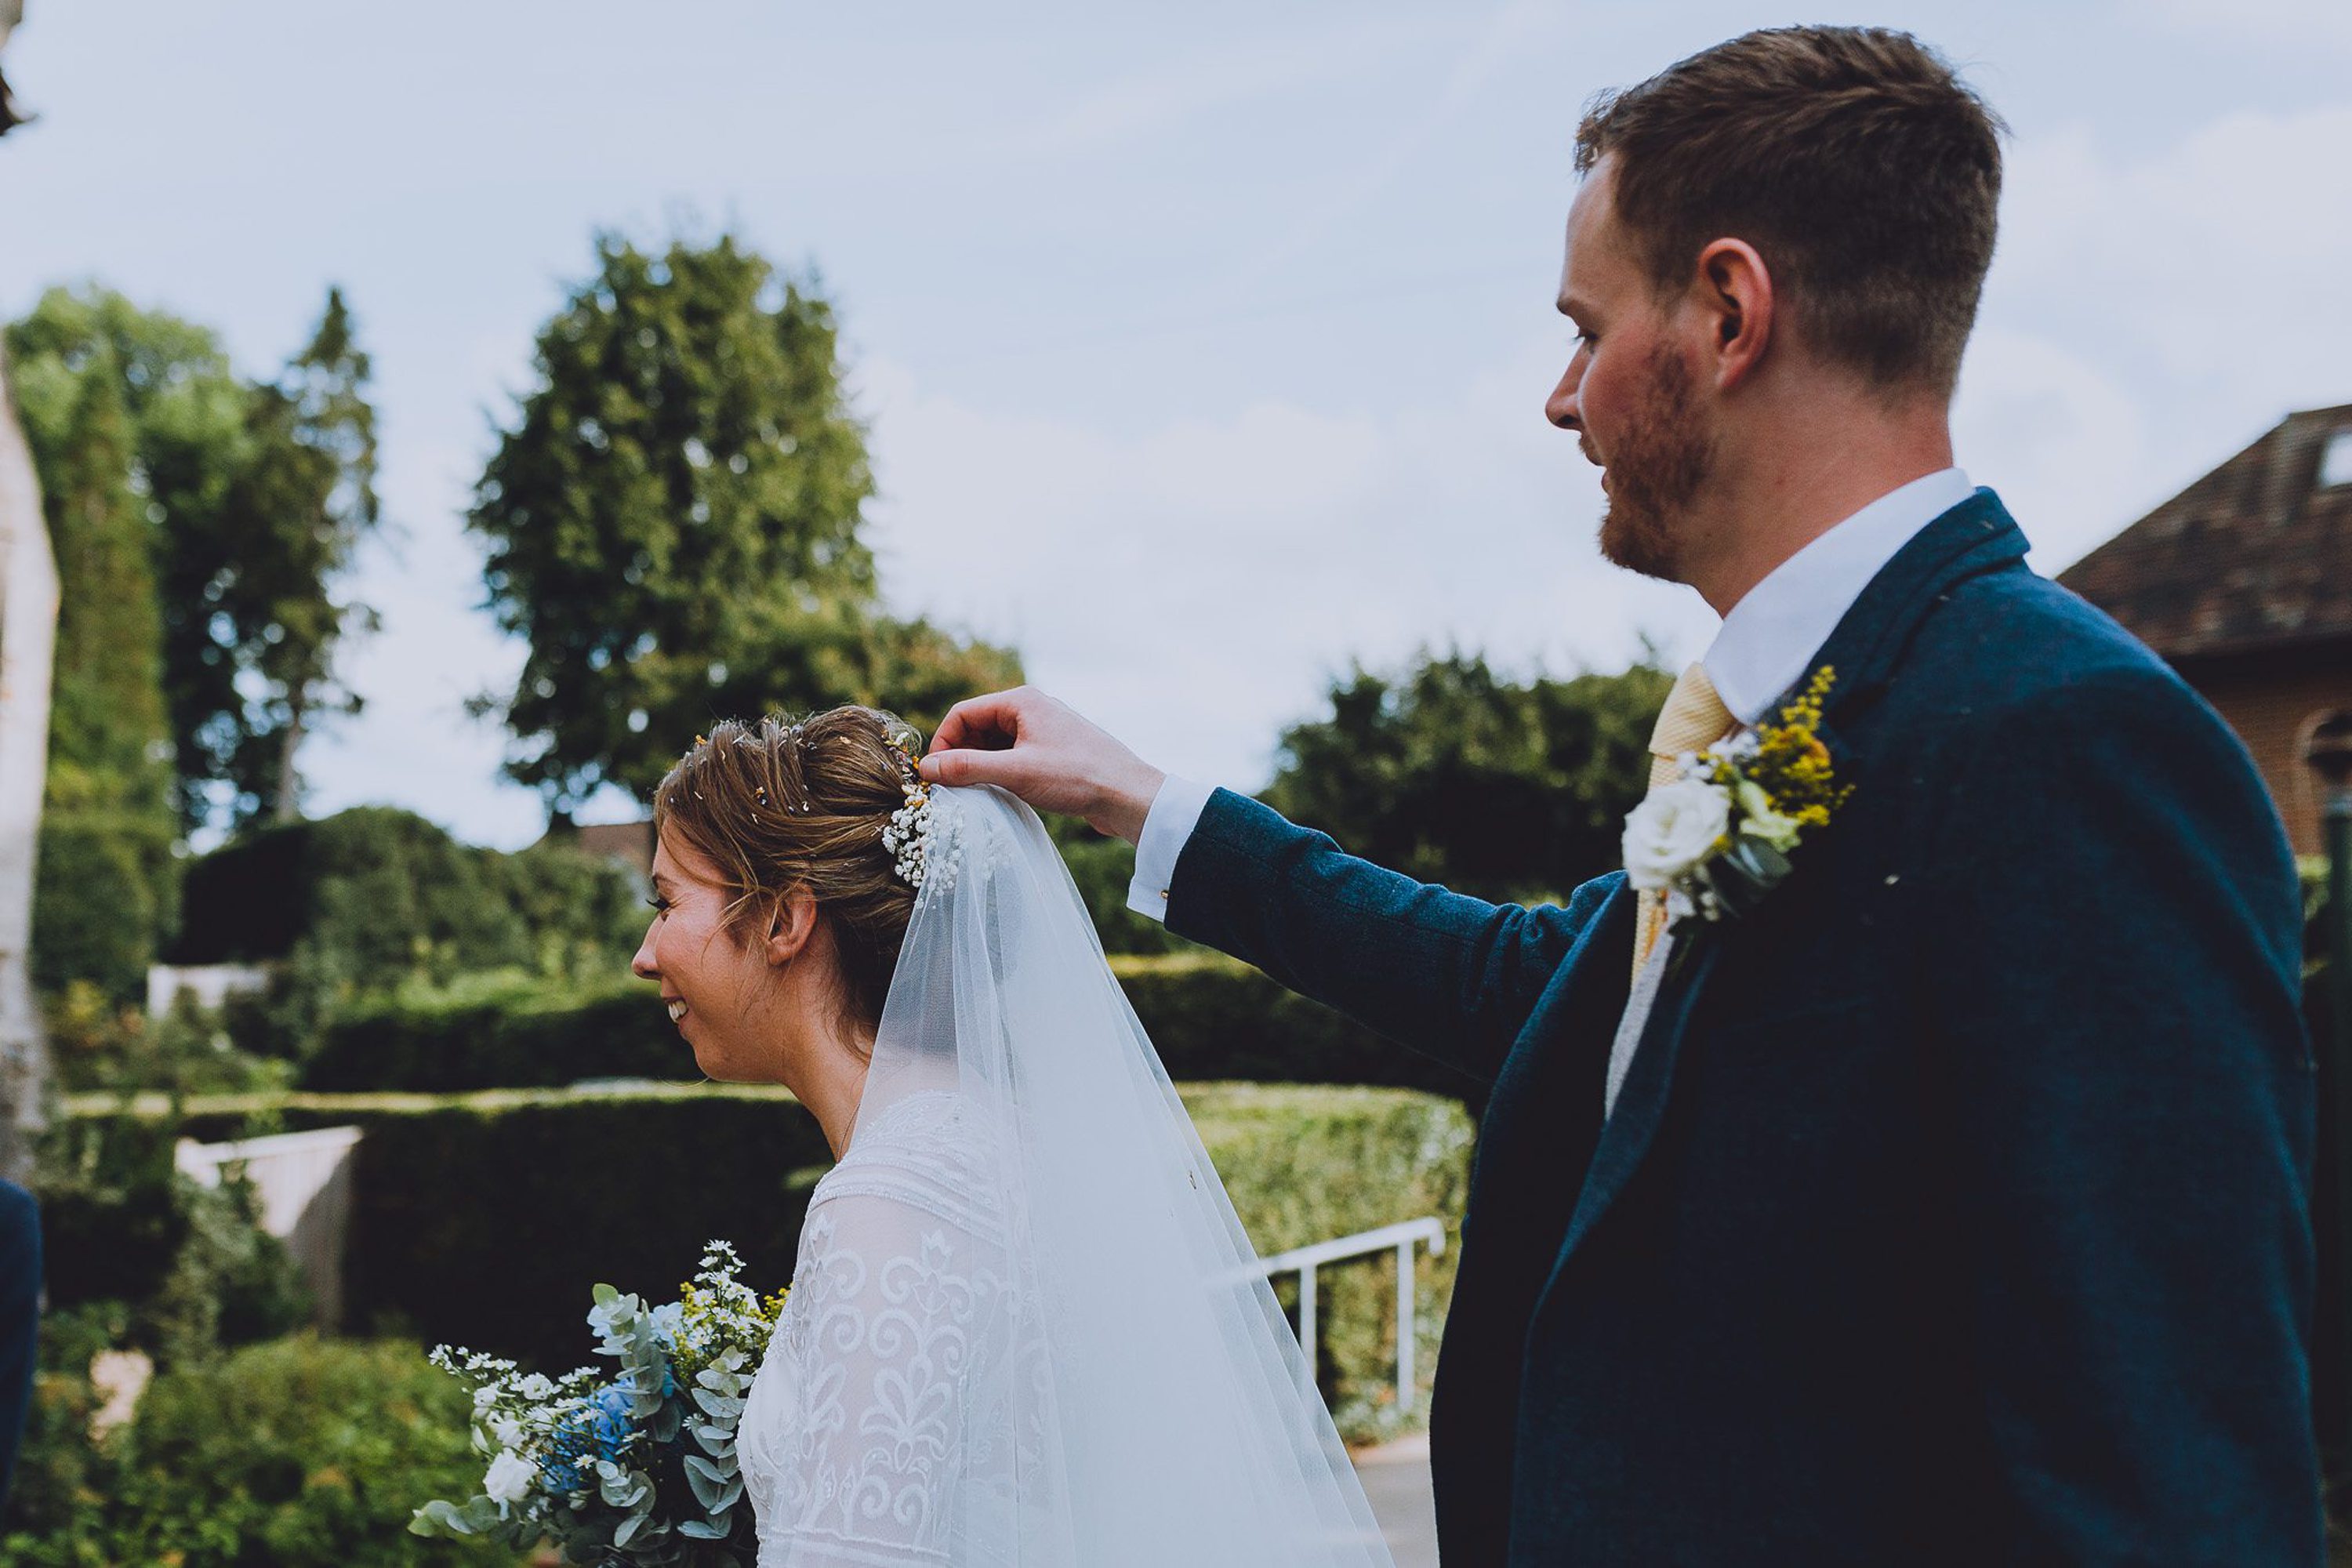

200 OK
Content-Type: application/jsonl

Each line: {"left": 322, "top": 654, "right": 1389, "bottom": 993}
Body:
{"left": 32, "top": 806, "right": 177, "bottom": 1004}
{"left": 299, "top": 951, "right": 1490, "bottom": 1107}
{"left": 77, "top": 1081, "right": 1472, "bottom": 1442}
{"left": 300, "top": 974, "right": 671, "bottom": 1092}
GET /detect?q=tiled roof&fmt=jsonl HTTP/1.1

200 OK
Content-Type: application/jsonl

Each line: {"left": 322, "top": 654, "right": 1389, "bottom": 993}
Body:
{"left": 2059, "top": 401, "right": 2352, "bottom": 659}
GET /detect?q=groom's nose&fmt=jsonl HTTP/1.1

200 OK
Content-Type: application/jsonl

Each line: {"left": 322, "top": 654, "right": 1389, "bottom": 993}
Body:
{"left": 1546, "top": 361, "right": 1583, "bottom": 434}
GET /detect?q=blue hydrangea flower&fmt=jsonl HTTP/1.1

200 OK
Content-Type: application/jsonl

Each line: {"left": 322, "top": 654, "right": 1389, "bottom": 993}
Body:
{"left": 592, "top": 1385, "right": 637, "bottom": 1460}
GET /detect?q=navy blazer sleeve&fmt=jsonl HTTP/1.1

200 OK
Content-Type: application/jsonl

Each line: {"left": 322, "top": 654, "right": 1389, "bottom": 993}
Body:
{"left": 1165, "top": 788, "right": 1609, "bottom": 1086}
{"left": 1926, "top": 669, "right": 2318, "bottom": 1560}
{"left": 0, "top": 1178, "right": 39, "bottom": 1511}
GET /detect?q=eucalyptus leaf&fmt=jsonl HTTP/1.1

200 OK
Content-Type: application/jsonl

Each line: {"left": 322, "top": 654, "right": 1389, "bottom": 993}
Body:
{"left": 685, "top": 1458, "right": 728, "bottom": 1510}
{"left": 411, "top": 1498, "right": 475, "bottom": 1537}
{"left": 692, "top": 1387, "right": 746, "bottom": 1419}
{"left": 679, "top": 1519, "right": 730, "bottom": 1540}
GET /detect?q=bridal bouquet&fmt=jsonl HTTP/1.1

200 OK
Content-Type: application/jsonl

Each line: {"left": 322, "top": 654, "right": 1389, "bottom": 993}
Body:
{"left": 410, "top": 1240, "right": 786, "bottom": 1565}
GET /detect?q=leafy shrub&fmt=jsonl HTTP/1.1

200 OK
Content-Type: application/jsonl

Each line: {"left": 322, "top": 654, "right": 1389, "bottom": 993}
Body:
{"left": 0, "top": 1302, "right": 134, "bottom": 1563}
{"left": 168, "top": 805, "right": 648, "bottom": 1059}
{"left": 31, "top": 1109, "right": 311, "bottom": 1370}
{"left": 31, "top": 808, "right": 176, "bottom": 1006}
{"left": 0, "top": 1335, "right": 499, "bottom": 1568}
{"left": 1186, "top": 1083, "right": 1473, "bottom": 1441}
{"left": 45, "top": 982, "right": 296, "bottom": 1098}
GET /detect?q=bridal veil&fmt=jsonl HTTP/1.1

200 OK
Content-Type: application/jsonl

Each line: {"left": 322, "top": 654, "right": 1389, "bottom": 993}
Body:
{"left": 748, "top": 782, "right": 1398, "bottom": 1566}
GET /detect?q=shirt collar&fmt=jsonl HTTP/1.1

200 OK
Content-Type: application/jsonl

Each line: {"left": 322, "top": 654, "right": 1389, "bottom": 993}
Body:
{"left": 1702, "top": 467, "right": 1975, "bottom": 724}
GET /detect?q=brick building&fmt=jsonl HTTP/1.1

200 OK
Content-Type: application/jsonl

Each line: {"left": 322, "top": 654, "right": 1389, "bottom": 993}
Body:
{"left": 2060, "top": 401, "right": 2352, "bottom": 857}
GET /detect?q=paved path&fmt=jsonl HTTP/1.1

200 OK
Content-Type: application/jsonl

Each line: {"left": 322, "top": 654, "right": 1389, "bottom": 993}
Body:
{"left": 1353, "top": 1433, "right": 1439, "bottom": 1568}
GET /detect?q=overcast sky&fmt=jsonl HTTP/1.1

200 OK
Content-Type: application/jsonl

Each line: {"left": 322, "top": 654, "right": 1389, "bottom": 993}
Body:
{"left": 5, "top": 1, "right": 2347, "bottom": 847}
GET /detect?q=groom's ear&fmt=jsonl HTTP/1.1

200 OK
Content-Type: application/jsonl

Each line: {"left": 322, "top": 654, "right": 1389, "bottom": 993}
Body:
{"left": 764, "top": 886, "right": 820, "bottom": 967}
{"left": 1695, "top": 237, "right": 1775, "bottom": 394}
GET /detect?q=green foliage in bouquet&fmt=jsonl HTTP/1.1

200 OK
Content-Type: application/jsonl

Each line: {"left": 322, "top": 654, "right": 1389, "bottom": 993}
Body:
{"left": 412, "top": 1242, "right": 786, "bottom": 1564}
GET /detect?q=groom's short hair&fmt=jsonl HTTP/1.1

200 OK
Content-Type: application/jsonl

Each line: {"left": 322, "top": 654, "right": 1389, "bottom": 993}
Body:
{"left": 1574, "top": 27, "right": 2004, "bottom": 402}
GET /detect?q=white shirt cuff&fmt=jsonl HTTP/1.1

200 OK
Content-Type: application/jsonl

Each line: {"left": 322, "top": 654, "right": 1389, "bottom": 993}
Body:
{"left": 1126, "top": 774, "right": 1218, "bottom": 923}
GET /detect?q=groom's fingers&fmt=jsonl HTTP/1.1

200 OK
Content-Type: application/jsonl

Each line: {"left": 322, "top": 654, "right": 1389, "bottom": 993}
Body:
{"left": 929, "top": 688, "right": 1031, "bottom": 755}
{"left": 920, "top": 745, "right": 1021, "bottom": 790}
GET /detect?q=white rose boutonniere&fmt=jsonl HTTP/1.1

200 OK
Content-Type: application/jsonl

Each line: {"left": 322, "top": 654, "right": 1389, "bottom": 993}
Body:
{"left": 1623, "top": 776, "right": 1731, "bottom": 891}
{"left": 1621, "top": 666, "right": 1853, "bottom": 938}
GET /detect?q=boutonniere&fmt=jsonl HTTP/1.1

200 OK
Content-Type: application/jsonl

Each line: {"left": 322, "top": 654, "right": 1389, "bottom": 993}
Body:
{"left": 1621, "top": 666, "right": 1853, "bottom": 938}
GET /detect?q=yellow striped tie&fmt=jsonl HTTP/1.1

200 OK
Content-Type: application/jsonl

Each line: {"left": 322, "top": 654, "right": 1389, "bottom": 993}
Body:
{"left": 1631, "top": 662, "right": 1737, "bottom": 981}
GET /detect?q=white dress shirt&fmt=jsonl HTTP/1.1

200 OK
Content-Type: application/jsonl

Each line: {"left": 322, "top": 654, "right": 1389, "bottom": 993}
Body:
{"left": 1127, "top": 470, "right": 1978, "bottom": 956}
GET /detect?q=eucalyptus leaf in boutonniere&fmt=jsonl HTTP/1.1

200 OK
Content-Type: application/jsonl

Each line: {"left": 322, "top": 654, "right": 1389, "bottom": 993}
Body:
{"left": 1622, "top": 666, "right": 1853, "bottom": 955}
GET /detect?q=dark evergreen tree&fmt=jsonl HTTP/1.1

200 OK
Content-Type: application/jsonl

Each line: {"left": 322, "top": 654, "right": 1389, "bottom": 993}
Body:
{"left": 23, "top": 357, "right": 176, "bottom": 998}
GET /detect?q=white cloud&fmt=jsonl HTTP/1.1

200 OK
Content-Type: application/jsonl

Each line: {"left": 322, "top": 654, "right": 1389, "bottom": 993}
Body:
{"left": 1973, "top": 103, "right": 2352, "bottom": 566}
{"left": 1952, "top": 327, "right": 2156, "bottom": 572}
{"left": 862, "top": 343, "right": 1711, "bottom": 793}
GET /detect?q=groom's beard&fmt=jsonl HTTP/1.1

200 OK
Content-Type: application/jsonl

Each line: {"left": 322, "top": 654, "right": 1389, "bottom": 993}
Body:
{"left": 1596, "top": 343, "right": 1715, "bottom": 583}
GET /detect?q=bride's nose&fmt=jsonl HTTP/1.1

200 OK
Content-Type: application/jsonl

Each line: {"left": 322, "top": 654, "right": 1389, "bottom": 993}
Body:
{"left": 631, "top": 927, "right": 659, "bottom": 981}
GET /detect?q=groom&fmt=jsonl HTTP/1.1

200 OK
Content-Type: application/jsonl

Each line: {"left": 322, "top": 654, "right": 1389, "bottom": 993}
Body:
{"left": 924, "top": 25, "right": 2318, "bottom": 1566}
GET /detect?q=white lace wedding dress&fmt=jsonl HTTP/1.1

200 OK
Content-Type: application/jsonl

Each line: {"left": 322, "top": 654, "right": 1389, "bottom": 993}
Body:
{"left": 731, "top": 786, "right": 1394, "bottom": 1568}
{"left": 739, "top": 1090, "right": 1022, "bottom": 1566}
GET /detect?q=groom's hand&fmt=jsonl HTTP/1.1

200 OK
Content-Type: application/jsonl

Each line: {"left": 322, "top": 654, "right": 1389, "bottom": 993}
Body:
{"left": 920, "top": 687, "right": 1167, "bottom": 845}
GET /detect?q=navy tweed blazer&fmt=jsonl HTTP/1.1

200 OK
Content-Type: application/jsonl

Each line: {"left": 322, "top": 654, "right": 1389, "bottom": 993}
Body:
{"left": 1167, "top": 492, "right": 2319, "bottom": 1566}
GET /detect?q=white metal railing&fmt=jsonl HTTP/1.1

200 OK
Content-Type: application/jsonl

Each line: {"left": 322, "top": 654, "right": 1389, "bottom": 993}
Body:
{"left": 1254, "top": 1217, "right": 1446, "bottom": 1414}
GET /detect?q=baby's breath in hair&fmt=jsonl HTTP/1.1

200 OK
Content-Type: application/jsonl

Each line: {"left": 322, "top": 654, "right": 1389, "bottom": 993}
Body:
{"left": 653, "top": 706, "right": 927, "bottom": 1034}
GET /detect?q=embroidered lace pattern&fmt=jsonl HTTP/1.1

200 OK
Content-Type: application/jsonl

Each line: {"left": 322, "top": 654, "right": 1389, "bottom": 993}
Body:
{"left": 740, "top": 1091, "right": 1022, "bottom": 1567}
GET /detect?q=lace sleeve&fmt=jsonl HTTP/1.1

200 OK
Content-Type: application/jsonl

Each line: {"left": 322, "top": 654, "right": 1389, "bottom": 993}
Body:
{"left": 764, "top": 1181, "right": 1007, "bottom": 1567}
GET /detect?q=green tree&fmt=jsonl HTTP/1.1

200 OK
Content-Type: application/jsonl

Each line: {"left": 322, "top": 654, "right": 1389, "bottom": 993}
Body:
{"left": 1261, "top": 649, "right": 1675, "bottom": 905}
{"left": 207, "top": 288, "right": 382, "bottom": 823}
{"left": 6, "top": 283, "right": 383, "bottom": 837}
{"left": 470, "top": 232, "right": 1018, "bottom": 815}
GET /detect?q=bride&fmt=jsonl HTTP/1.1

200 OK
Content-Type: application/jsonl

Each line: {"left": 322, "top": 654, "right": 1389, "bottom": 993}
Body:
{"left": 630, "top": 706, "right": 1397, "bottom": 1567}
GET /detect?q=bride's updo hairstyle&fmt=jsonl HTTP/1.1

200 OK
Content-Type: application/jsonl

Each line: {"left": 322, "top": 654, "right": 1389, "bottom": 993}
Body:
{"left": 652, "top": 706, "right": 926, "bottom": 1033}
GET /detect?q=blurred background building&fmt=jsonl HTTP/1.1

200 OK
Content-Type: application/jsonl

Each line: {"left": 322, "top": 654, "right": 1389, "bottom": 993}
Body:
{"left": 2063, "top": 401, "right": 2352, "bottom": 856}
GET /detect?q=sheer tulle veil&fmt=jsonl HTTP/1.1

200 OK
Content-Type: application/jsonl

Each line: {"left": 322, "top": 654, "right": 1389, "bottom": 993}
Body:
{"left": 848, "top": 782, "right": 1397, "bottom": 1566}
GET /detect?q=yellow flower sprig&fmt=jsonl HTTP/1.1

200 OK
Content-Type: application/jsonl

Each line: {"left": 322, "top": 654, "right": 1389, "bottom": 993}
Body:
{"left": 1702, "top": 665, "right": 1850, "bottom": 830}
